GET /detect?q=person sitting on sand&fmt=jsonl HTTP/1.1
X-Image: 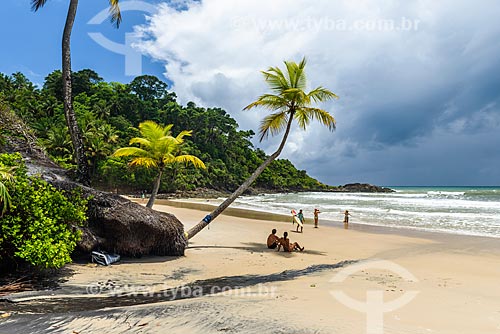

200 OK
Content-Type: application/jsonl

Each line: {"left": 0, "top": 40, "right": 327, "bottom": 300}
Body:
{"left": 267, "top": 229, "right": 281, "bottom": 249}
{"left": 277, "top": 232, "right": 304, "bottom": 252}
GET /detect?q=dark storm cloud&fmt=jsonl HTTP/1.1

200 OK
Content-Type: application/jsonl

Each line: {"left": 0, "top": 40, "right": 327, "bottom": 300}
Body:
{"left": 137, "top": 0, "right": 500, "bottom": 185}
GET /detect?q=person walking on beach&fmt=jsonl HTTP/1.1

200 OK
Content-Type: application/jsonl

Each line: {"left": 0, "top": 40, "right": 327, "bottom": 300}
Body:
{"left": 277, "top": 232, "right": 304, "bottom": 252}
{"left": 297, "top": 209, "right": 305, "bottom": 233}
{"left": 314, "top": 208, "right": 321, "bottom": 228}
{"left": 267, "top": 229, "right": 280, "bottom": 249}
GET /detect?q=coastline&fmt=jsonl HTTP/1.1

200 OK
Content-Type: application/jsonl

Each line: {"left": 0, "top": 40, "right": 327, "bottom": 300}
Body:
{"left": 158, "top": 198, "right": 500, "bottom": 253}
{"left": 2, "top": 200, "right": 500, "bottom": 333}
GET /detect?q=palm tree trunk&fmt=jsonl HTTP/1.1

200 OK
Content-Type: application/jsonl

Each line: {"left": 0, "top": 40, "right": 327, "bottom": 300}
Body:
{"left": 186, "top": 112, "right": 295, "bottom": 239}
{"left": 63, "top": 0, "right": 90, "bottom": 186}
{"left": 147, "top": 169, "right": 163, "bottom": 208}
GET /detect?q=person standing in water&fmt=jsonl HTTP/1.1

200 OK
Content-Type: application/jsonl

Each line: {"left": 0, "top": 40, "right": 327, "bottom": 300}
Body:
{"left": 343, "top": 210, "right": 351, "bottom": 228}
{"left": 313, "top": 208, "right": 321, "bottom": 228}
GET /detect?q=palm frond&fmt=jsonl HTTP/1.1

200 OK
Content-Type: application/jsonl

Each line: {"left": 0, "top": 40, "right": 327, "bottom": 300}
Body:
{"left": 259, "top": 112, "right": 288, "bottom": 141}
{"left": 31, "top": 0, "right": 48, "bottom": 11}
{"left": 171, "top": 155, "right": 206, "bottom": 169}
{"left": 262, "top": 67, "right": 289, "bottom": 92}
{"left": 301, "top": 107, "right": 336, "bottom": 131}
{"left": 294, "top": 109, "right": 312, "bottom": 130}
{"left": 108, "top": 0, "right": 122, "bottom": 28}
{"left": 139, "top": 121, "right": 172, "bottom": 141}
{"left": 0, "top": 166, "right": 15, "bottom": 182}
{"left": 243, "top": 94, "right": 289, "bottom": 111}
{"left": 307, "top": 86, "right": 339, "bottom": 103}
{"left": 175, "top": 130, "right": 193, "bottom": 144}
{"left": 282, "top": 88, "right": 309, "bottom": 106}
{"left": 113, "top": 147, "right": 151, "bottom": 158}
{"left": 129, "top": 137, "right": 152, "bottom": 148}
{"left": 129, "top": 157, "right": 157, "bottom": 169}
{"left": 0, "top": 182, "right": 12, "bottom": 215}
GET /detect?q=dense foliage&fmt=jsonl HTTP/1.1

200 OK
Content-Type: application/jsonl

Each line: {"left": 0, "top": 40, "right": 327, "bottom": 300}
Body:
{"left": 0, "top": 70, "right": 331, "bottom": 193}
{"left": 0, "top": 153, "right": 88, "bottom": 269}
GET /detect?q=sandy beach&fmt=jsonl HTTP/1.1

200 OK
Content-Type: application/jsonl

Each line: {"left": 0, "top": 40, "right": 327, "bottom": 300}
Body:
{"left": 2, "top": 200, "right": 500, "bottom": 333}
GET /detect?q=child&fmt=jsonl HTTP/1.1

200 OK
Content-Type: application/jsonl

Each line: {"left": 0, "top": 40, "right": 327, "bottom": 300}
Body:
{"left": 343, "top": 210, "right": 351, "bottom": 224}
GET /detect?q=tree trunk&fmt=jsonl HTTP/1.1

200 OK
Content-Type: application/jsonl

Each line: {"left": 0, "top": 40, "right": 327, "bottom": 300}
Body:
{"left": 147, "top": 169, "right": 163, "bottom": 208}
{"left": 62, "top": 0, "right": 90, "bottom": 186}
{"left": 186, "top": 112, "right": 296, "bottom": 239}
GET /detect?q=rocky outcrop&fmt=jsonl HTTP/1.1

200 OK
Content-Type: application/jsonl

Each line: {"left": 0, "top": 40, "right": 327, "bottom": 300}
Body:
{"left": 0, "top": 108, "right": 186, "bottom": 257}
{"left": 333, "top": 183, "right": 394, "bottom": 193}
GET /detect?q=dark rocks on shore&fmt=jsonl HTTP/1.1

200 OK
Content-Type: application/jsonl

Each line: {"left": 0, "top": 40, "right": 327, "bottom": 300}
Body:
{"left": 147, "top": 183, "right": 394, "bottom": 200}
{"left": 332, "top": 183, "right": 395, "bottom": 193}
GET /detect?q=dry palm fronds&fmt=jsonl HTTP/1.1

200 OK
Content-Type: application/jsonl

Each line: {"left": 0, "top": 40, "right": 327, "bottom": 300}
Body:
{"left": 0, "top": 277, "right": 33, "bottom": 296}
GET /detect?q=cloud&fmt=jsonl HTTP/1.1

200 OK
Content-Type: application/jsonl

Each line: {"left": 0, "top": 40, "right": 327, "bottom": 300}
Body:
{"left": 134, "top": 0, "right": 500, "bottom": 185}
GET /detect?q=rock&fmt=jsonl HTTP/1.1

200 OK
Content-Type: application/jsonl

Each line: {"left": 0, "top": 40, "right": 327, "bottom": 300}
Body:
{"left": 334, "top": 183, "right": 394, "bottom": 193}
{"left": 0, "top": 108, "right": 186, "bottom": 257}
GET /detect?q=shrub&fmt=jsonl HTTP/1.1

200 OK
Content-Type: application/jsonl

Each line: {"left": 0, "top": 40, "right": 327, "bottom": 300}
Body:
{"left": 0, "top": 153, "right": 88, "bottom": 269}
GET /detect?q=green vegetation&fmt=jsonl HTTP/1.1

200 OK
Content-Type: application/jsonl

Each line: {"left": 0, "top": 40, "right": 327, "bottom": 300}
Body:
{"left": 0, "top": 70, "right": 331, "bottom": 194}
{"left": 31, "top": 0, "right": 123, "bottom": 186}
{"left": 187, "top": 57, "right": 338, "bottom": 239}
{"left": 0, "top": 165, "right": 14, "bottom": 215}
{"left": 114, "top": 121, "right": 206, "bottom": 207}
{"left": 0, "top": 153, "right": 88, "bottom": 269}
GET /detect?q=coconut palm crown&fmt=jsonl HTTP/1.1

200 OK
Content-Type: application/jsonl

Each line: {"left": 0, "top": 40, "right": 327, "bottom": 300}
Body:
{"left": 186, "top": 57, "right": 338, "bottom": 240}
{"left": 244, "top": 57, "right": 337, "bottom": 141}
{"left": 113, "top": 121, "right": 206, "bottom": 208}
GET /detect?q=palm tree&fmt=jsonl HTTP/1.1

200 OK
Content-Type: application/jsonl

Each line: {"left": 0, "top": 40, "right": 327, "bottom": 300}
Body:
{"left": 113, "top": 121, "right": 206, "bottom": 208}
{"left": 31, "top": 0, "right": 122, "bottom": 186}
{"left": 0, "top": 166, "right": 14, "bottom": 216}
{"left": 186, "top": 57, "right": 338, "bottom": 239}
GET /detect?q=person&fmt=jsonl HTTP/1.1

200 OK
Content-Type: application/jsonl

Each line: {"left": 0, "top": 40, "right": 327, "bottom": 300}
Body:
{"left": 313, "top": 208, "right": 321, "bottom": 228}
{"left": 296, "top": 209, "right": 305, "bottom": 233}
{"left": 267, "top": 229, "right": 280, "bottom": 249}
{"left": 343, "top": 210, "right": 351, "bottom": 225}
{"left": 141, "top": 191, "right": 146, "bottom": 202}
{"left": 277, "top": 232, "right": 304, "bottom": 252}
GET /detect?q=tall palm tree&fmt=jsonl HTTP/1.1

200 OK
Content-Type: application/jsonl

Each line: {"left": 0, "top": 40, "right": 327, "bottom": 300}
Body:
{"left": 186, "top": 57, "right": 338, "bottom": 239}
{"left": 113, "top": 121, "right": 206, "bottom": 208}
{"left": 0, "top": 166, "right": 14, "bottom": 216}
{"left": 31, "top": 0, "right": 122, "bottom": 186}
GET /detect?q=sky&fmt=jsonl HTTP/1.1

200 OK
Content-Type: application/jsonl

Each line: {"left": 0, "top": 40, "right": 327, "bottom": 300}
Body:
{"left": 1, "top": 0, "right": 500, "bottom": 186}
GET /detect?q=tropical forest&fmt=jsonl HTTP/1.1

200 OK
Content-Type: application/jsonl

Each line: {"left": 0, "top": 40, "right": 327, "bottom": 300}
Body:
{"left": 0, "top": 70, "right": 331, "bottom": 196}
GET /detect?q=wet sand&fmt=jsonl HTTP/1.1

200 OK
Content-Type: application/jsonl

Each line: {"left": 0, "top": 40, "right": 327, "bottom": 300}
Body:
{"left": 1, "top": 200, "right": 500, "bottom": 333}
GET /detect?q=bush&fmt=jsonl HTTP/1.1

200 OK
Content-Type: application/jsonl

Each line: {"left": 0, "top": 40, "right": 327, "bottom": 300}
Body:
{"left": 0, "top": 153, "right": 88, "bottom": 269}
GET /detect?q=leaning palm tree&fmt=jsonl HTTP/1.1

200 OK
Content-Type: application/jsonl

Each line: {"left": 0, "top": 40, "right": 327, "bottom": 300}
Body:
{"left": 32, "top": 0, "right": 122, "bottom": 186}
{"left": 113, "top": 121, "right": 206, "bottom": 208}
{"left": 186, "top": 57, "right": 338, "bottom": 239}
{"left": 0, "top": 166, "right": 15, "bottom": 216}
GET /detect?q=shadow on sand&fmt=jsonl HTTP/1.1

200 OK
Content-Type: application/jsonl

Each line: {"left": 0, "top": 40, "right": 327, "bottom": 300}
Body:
{"left": 1, "top": 260, "right": 356, "bottom": 314}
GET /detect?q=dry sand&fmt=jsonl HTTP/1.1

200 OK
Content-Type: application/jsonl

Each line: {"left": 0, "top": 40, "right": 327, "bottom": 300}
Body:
{"left": 2, "top": 200, "right": 500, "bottom": 333}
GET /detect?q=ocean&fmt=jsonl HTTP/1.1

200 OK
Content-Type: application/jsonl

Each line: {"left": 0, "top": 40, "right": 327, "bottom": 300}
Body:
{"left": 230, "top": 187, "right": 500, "bottom": 238}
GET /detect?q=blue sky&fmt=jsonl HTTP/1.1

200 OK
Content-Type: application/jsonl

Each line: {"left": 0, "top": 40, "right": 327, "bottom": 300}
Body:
{"left": 2, "top": 0, "right": 500, "bottom": 186}
{"left": 0, "top": 0, "right": 165, "bottom": 85}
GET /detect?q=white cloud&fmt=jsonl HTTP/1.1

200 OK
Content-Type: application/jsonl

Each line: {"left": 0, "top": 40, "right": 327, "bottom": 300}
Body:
{"left": 134, "top": 0, "right": 500, "bottom": 185}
